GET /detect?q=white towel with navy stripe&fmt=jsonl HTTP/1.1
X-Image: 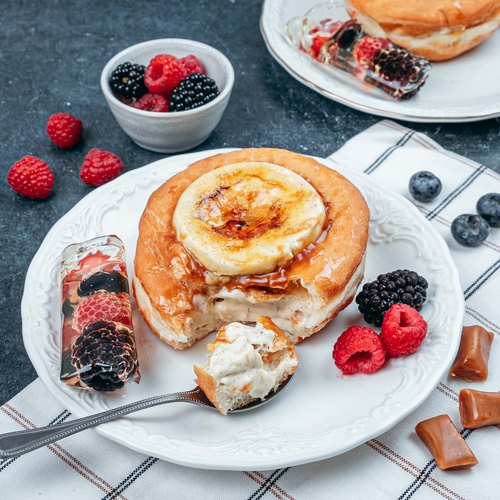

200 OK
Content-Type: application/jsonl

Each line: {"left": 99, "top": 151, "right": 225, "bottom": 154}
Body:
{"left": 1, "top": 120, "right": 498, "bottom": 499}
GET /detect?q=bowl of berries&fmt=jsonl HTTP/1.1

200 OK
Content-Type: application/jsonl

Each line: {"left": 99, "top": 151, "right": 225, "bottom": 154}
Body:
{"left": 101, "top": 39, "right": 234, "bottom": 153}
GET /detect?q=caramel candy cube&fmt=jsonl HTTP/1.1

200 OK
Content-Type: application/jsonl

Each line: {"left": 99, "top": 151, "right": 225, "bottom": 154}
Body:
{"left": 460, "top": 389, "right": 500, "bottom": 429}
{"left": 450, "top": 325, "right": 494, "bottom": 382}
{"left": 415, "top": 415, "right": 478, "bottom": 470}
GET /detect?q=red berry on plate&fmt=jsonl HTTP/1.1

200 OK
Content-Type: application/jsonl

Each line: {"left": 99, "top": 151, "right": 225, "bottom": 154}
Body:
{"left": 144, "top": 54, "right": 186, "bottom": 95}
{"left": 73, "top": 292, "right": 131, "bottom": 332}
{"left": 7, "top": 155, "right": 54, "bottom": 199}
{"left": 381, "top": 303, "right": 427, "bottom": 357}
{"left": 180, "top": 55, "right": 205, "bottom": 76}
{"left": 333, "top": 326, "right": 386, "bottom": 375}
{"left": 46, "top": 112, "right": 83, "bottom": 148}
{"left": 131, "top": 92, "right": 169, "bottom": 112}
{"left": 79, "top": 149, "right": 123, "bottom": 187}
{"left": 311, "top": 35, "right": 330, "bottom": 57}
{"left": 353, "top": 37, "right": 390, "bottom": 68}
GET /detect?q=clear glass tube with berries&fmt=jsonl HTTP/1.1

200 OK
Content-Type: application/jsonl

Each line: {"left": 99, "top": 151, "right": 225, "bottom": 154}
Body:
{"left": 286, "top": 2, "right": 431, "bottom": 100}
{"left": 60, "top": 235, "right": 140, "bottom": 391}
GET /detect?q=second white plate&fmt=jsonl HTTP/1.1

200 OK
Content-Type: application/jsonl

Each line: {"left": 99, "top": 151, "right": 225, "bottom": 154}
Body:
{"left": 22, "top": 149, "right": 463, "bottom": 470}
{"left": 260, "top": 0, "right": 500, "bottom": 122}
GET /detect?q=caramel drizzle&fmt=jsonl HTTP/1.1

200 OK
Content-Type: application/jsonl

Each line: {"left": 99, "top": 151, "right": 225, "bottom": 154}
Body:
{"left": 170, "top": 208, "right": 331, "bottom": 293}
{"left": 208, "top": 221, "right": 331, "bottom": 291}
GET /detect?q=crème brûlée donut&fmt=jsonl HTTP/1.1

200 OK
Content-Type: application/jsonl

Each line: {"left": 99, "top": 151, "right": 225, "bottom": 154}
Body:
{"left": 133, "top": 148, "right": 369, "bottom": 349}
{"left": 347, "top": 0, "right": 500, "bottom": 61}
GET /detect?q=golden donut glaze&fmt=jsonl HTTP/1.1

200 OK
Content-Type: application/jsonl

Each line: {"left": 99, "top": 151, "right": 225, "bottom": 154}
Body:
{"left": 134, "top": 148, "right": 369, "bottom": 332}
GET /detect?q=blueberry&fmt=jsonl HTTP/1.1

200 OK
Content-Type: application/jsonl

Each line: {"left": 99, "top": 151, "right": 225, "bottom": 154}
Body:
{"left": 451, "top": 214, "right": 490, "bottom": 247}
{"left": 409, "top": 171, "right": 442, "bottom": 202}
{"left": 476, "top": 193, "right": 500, "bottom": 228}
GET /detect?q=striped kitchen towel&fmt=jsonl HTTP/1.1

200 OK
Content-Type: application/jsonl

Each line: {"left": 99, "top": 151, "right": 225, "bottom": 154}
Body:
{"left": 0, "top": 120, "right": 498, "bottom": 499}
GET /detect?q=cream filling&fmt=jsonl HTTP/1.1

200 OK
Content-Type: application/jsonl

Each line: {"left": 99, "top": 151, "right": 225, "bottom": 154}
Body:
{"left": 206, "top": 322, "right": 289, "bottom": 400}
{"left": 354, "top": 10, "right": 500, "bottom": 48}
{"left": 133, "top": 252, "right": 366, "bottom": 345}
{"left": 133, "top": 277, "right": 222, "bottom": 346}
{"left": 212, "top": 253, "right": 365, "bottom": 342}
{"left": 390, "top": 19, "right": 500, "bottom": 49}
{"left": 352, "top": 11, "right": 386, "bottom": 38}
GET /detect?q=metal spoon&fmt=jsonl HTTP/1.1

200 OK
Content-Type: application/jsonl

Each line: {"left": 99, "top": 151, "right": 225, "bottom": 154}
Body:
{"left": 0, "top": 375, "right": 293, "bottom": 459}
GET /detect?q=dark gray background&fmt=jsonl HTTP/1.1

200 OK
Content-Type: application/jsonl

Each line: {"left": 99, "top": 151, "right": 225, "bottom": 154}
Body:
{"left": 0, "top": 0, "right": 498, "bottom": 404}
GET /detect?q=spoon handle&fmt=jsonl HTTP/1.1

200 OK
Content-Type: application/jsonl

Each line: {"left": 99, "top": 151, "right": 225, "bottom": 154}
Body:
{"left": 0, "top": 387, "right": 210, "bottom": 459}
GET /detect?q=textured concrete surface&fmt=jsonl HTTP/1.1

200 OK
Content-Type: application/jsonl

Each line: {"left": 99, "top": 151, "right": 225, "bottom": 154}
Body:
{"left": 0, "top": 0, "right": 498, "bottom": 403}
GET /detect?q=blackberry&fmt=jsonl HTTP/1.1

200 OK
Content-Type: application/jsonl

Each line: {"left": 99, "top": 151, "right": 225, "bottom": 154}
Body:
{"left": 169, "top": 73, "right": 219, "bottom": 112}
{"left": 110, "top": 62, "right": 147, "bottom": 100}
{"left": 78, "top": 270, "right": 129, "bottom": 297}
{"left": 71, "top": 320, "right": 140, "bottom": 391}
{"left": 356, "top": 269, "right": 428, "bottom": 327}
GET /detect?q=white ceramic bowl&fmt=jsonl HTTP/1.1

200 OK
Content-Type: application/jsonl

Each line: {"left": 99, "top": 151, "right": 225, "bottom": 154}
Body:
{"left": 100, "top": 39, "right": 234, "bottom": 153}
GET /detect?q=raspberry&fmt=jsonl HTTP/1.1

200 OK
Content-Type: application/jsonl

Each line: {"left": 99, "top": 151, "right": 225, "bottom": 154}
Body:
{"left": 73, "top": 292, "right": 131, "bottom": 332}
{"left": 7, "top": 155, "right": 54, "bottom": 199}
{"left": 381, "top": 304, "right": 427, "bottom": 357}
{"left": 144, "top": 54, "right": 186, "bottom": 95}
{"left": 311, "top": 35, "right": 330, "bottom": 57}
{"left": 131, "top": 92, "right": 169, "bottom": 112}
{"left": 180, "top": 55, "right": 205, "bottom": 76}
{"left": 46, "top": 112, "right": 83, "bottom": 148}
{"left": 333, "top": 326, "right": 386, "bottom": 375}
{"left": 353, "top": 37, "right": 390, "bottom": 68}
{"left": 79, "top": 149, "right": 123, "bottom": 187}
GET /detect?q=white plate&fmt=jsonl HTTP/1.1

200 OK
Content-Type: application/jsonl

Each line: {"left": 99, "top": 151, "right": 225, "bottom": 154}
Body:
{"left": 22, "top": 149, "right": 464, "bottom": 470}
{"left": 260, "top": 0, "right": 500, "bottom": 123}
